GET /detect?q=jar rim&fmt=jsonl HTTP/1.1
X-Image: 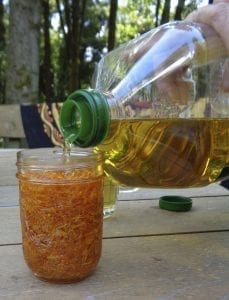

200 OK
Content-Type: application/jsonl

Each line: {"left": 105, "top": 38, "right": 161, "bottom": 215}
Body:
{"left": 16, "top": 147, "right": 103, "bottom": 170}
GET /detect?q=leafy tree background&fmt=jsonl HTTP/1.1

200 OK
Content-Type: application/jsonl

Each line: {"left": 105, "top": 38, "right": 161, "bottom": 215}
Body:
{"left": 0, "top": 0, "right": 207, "bottom": 104}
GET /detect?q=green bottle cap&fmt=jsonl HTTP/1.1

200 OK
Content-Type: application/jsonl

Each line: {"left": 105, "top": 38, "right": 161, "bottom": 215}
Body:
{"left": 60, "top": 89, "right": 110, "bottom": 147}
{"left": 159, "top": 195, "right": 192, "bottom": 212}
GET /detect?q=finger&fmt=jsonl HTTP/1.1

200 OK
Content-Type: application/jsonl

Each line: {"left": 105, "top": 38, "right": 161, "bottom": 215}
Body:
{"left": 185, "top": 2, "right": 229, "bottom": 53}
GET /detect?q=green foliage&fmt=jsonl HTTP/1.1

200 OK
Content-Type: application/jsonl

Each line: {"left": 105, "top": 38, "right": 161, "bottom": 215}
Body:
{"left": 117, "top": 0, "right": 156, "bottom": 44}
{"left": 48, "top": 0, "right": 111, "bottom": 99}
{"left": 181, "top": 0, "right": 198, "bottom": 18}
{"left": 1, "top": 0, "right": 205, "bottom": 103}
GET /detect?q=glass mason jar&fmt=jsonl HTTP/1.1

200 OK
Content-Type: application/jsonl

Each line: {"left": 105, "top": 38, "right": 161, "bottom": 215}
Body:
{"left": 16, "top": 148, "right": 104, "bottom": 283}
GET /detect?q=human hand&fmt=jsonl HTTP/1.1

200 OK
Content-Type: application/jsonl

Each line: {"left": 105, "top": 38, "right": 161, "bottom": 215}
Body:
{"left": 186, "top": 0, "right": 229, "bottom": 92}
{"left": 186, "top": 0, "right": 229, "bottom": 53}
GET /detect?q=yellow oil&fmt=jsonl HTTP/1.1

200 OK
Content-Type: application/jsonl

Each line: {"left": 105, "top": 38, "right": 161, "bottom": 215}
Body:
{"left": 103, "top": 176, "right": 119, "bottom": 218}
{"left": 98, "top": 118, "right": 229, "bottom": 188}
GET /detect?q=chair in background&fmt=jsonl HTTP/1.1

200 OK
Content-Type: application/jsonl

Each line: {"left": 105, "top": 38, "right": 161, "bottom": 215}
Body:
{"left": 0, "top": 103, "right": 63, "bottom": 148}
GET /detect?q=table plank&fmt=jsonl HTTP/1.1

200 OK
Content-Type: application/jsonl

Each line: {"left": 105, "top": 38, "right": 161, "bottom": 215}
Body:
{"left": 0, "top": 149, "right": 18, "bottom": 186}
{"left": 119, "top": 183, "right": 229, "bottom": 200}
{"left": 1, "top": 196, "right": 229, "bottom": 245}
{"left": 104, "top": 196, "right": 229, "bottom": 237}
{"left": 0, "top": 186, "right": 19, "bottom": 207}
{"left": 0, "top": 232, "right": 229, "bottom": 299}
{"left": 0, "top": 207, "right": 21, "bottom": 245}
{"left": 1, "top": 183, "right": 229, "bottom": 208}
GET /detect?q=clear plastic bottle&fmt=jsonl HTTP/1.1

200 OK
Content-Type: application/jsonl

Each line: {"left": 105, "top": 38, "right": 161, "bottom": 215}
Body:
{"left": 60, "top": 21, "right": 229, "bottom": 188}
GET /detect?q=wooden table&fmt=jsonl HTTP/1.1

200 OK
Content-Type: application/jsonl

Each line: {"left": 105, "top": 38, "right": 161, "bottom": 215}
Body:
{"left": 1, "top": 149, "right": 229, "bottom": 299}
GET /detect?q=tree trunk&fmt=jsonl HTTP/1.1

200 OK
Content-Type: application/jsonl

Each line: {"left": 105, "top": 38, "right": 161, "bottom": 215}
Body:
{"left": 0, "top": 0, "right": 5, "bottom": 103}
{"left": 70, "top": 0, "right": 81, "bottom": 91}
{"left": 160, "top": 0, "right": 171, "bottom": 25}
{"left": 155, "top": 0, "right": 161, "bottom": 27}
{"left": 56, "top": 0, "right": 85, "bottom": 93}
{"left": 40, "top": 0, "right": 54, "bottom": 102}
{"left": 5, "top": 0, "right": 41, "bottom": 104}
{"left": 108, "top": 0, "right": 118, "bottom": 52}
{"left": 55, "top": 0, "right": 69, "bottom": 99}
{"left": 174, "top": 0, "right": 186, "bottom": 20}
{"left": 0, "top": 0, "right": 5, "bottom": 50}
{"left": 55, "top": 0, "right": 67, "bottom": 46}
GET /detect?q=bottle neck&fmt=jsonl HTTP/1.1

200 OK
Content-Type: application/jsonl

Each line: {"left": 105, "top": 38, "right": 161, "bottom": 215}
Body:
{"left": 104, "top": 93, "right": 129, "bottom": 119}
{"left": 60, "top": 89, "right": 110, "bottom": 147}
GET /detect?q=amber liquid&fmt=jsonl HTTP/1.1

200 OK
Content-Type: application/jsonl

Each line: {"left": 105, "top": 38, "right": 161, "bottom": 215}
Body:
{"left": 17, "top": 163, "right": 103, "bottom": 283}
{"left": 98, "top": 118, "right": 229, "bottom": 188}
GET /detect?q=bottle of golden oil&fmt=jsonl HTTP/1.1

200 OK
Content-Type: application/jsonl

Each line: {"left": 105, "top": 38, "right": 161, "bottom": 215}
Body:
{"left": 60, "top": 21, "right": 229, "bottom": 188}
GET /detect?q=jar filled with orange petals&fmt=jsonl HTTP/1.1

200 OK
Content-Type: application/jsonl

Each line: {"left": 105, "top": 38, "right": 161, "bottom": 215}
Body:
{"left": 16, "top": 148, "right": 104, "bottom": 283}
